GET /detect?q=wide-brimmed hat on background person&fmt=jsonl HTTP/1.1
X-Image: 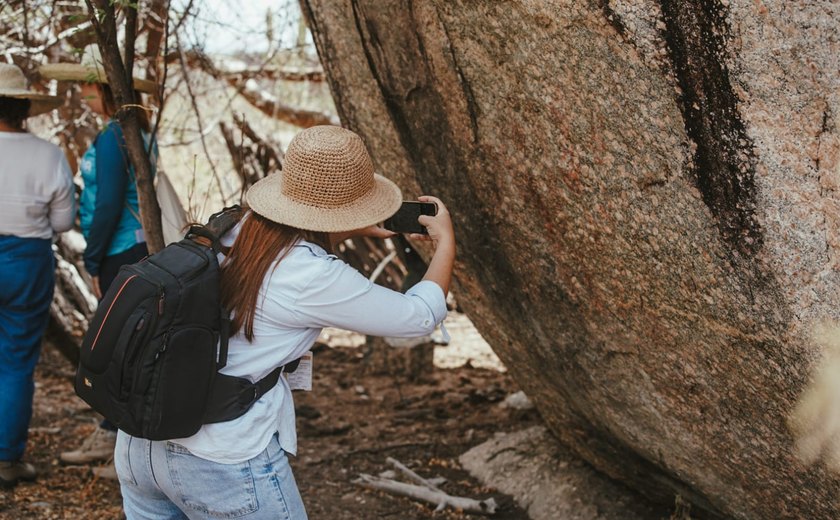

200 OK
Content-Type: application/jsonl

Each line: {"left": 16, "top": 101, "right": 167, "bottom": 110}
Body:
{"left": 0, "top": 63, "right": 63, "bottom": 116}
{"left": 246, "top": 125, "right": 402, "bottom": 233}
{"left": 39, "top": 44, "right": 156, "bottom": 94}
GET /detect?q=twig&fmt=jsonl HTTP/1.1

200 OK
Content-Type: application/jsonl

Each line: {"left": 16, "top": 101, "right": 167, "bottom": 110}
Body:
{"left": 354, "top": 473, "right": 498, "bottom": 515}
{"left": 386, "top": 457, "right": 444, "bottom": 492}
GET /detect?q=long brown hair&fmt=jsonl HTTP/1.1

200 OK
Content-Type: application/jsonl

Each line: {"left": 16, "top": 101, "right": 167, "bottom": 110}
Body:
{"left": 220, "top": 212, "right": 330, "bottom": 341}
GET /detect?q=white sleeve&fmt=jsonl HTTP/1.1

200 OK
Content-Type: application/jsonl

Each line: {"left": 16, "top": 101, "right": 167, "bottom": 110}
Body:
{"left": 291, "top": 258, "right": 447, "bottom": 337}
{"left": 48, "top": 152, "right": 76, "bottom": 233}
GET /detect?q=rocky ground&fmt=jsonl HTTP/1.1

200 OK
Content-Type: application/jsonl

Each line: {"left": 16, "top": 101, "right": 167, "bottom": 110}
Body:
{"left": 0, "top": 314, "right": 539, "bottom": 519}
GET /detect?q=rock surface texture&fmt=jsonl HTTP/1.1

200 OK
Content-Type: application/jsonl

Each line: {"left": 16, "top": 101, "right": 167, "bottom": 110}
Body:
{"left": 301, "top": 1, "right": 840, "bottom": 518}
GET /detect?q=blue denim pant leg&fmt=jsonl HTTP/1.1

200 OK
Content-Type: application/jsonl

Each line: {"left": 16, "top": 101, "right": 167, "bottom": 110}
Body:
{"left": 0, "top": 236, "right": 54, "bottom": 461}
{"left": 116, "top": 431, "right": 307, "bottom": 520}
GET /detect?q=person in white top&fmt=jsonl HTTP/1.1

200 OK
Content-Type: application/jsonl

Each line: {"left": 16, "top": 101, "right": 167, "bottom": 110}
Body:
{"left": 114, "top": 125, "right": 456, "bottom": 519}
{"left": 0, "top": 63, "right": 73, "bottom": 488}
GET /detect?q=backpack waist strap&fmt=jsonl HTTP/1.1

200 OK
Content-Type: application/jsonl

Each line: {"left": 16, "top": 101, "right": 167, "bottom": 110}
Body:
{"left": 202, "top": 360, "right": 300, "bottom": 425}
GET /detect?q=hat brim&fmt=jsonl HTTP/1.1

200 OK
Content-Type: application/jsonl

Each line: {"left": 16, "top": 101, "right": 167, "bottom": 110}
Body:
{"left": 246, "top": 172, "right": 403, "bottom": 233}
{"left": 39, "top": 63, "right": 156, "bottom": 94}
{"left": 0, "top": 91, "right": 63, "bottom": 116}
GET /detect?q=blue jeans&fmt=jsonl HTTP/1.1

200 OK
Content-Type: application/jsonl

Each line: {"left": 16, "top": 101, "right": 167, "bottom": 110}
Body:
{"left": 0, "top": 236, "right": 54, "bottom": 461}
{"left": 115, "top": 431, "right": 307, "bottom": 519}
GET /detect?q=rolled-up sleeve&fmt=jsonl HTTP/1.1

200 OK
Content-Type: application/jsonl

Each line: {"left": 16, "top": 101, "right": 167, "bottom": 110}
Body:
{"left": 292, "top": 258, "right": 447, "bottom": 337}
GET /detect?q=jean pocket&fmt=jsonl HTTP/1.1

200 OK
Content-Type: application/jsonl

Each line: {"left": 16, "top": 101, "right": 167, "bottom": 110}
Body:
{"left": 165, "top": 443, "right": 258, "bottom": 518}
{"left": 114, "top": 433, "right": 138, "bottom": 487}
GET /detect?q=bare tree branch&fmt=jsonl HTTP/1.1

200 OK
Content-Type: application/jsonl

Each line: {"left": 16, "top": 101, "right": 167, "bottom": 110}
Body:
{"left": 165, "top": 48, "right": 336, "bottom": 128}
{"left": 224, "top": 67, "right": 324, "bottom": 83}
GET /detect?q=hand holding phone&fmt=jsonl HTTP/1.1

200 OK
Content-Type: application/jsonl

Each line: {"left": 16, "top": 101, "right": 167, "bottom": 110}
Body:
{"left": 410, "top": 195, "right": 455, "bottom": 295}
{"left": 384, "top": 201, "right": 438, "bottom": 235}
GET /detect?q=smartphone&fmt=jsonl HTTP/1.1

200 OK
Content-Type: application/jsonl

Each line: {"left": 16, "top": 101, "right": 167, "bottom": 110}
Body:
{"left": 384, "top": 201, "right": 438, "bottom": 234}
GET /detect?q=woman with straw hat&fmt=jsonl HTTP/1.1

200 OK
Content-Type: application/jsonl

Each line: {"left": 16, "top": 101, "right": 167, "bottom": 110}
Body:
{"left": 41, "top": 45, "right": 158, "bottom": 472}
{"left": 0, "top": 62, "right": 74, "bottom": 488}
{"left": 113, "top": 125, "right": 456, "bottom": 519}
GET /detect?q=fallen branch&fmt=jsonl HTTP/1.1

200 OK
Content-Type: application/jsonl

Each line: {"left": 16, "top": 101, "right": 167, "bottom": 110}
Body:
{"left": 354, "top": 473, "right": 498, "bottom": 515}
{"left": 386, "top": 456, "right": 445, "bottom": 491}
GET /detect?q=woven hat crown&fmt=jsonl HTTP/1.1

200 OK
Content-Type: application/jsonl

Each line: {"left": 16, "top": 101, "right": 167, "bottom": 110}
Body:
{"left": 0, "top": 64, "right": 27, "bottom": 91}
{"left": 282, "top": 126, "right": 376, "bottom": 209}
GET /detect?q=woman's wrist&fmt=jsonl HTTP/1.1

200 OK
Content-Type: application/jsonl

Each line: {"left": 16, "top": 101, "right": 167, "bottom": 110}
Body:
{"left": 433, "top": 234, "right": 455, "bottom": 253}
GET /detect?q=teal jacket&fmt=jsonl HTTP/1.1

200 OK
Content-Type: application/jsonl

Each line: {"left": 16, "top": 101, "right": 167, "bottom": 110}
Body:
{"left": 79, "top": 121, "right": 156, "bottom": 275}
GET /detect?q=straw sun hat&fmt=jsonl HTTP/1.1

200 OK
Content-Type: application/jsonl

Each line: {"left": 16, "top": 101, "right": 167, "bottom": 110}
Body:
{"left": 39, "top": 44, "right": 155, "bottom": 93}
{"left": 0, "top": 63, "right": 62, "bottom": 116}
{"left": 247, "top": 125, "right": 403, "bottom": 233}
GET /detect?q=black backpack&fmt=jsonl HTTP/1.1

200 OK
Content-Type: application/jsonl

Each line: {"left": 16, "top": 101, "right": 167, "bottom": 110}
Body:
{"left": 75, "top": 206, "right": 297, "bottom": 440}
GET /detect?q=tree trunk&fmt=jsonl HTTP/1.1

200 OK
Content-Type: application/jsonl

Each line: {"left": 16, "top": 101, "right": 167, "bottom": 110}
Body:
{"left": 301, "top": 1, "right": 840, "bottom": 519}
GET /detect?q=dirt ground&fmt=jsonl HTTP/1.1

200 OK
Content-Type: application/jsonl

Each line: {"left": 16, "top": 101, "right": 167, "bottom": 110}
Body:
{"left": 0, "top": 323, "right": 539, "bottom": 519}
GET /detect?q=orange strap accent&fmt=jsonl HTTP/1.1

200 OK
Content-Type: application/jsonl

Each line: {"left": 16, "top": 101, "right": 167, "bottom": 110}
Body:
{"left": 90, "top": 274, "right": 138, "bottom": 351}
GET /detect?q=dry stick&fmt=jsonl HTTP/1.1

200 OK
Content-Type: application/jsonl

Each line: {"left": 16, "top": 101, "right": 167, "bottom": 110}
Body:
{"left": 385, "top": 457, "right": 444, "bottom": 491}
{"left": 354, "top": 473, "right": 498, "bottom": 515}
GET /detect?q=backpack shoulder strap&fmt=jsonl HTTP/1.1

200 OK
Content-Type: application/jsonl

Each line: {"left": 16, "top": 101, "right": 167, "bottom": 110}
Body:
{"left": 206, "top": 205, "right": 244, "bottom": 238}
{"left": 185, "top": 205, "right": 244, "bottom": 254}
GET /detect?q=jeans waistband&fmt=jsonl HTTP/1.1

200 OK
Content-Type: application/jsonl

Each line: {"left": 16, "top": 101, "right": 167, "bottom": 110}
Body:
{"left": 0, "top": 234, "right": 51, "bottom": 255}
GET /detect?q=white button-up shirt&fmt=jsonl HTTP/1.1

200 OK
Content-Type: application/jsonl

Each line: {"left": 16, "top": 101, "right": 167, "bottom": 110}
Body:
{"left": 175, "top": 228, "right": 447, "bottom": 463}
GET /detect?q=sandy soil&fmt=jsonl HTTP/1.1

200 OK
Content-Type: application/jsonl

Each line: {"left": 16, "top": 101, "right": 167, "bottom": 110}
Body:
{"left": 0, "top": 314, "right": 538, "bottom": 519}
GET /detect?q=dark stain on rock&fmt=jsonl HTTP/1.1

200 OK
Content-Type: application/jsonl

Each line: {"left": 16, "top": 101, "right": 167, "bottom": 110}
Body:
{"left": 594, "top": 0, "right": 628, "bottom": 37}
{"left": 347, "top": 0, "right": 525, "bottom": 314}
{"left": 658, "top": 0, "right": 762, "bottom": 257}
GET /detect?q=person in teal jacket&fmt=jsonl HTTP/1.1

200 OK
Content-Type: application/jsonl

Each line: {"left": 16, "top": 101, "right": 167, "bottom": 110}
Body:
{"left": 78, "top": 115, "right": 156, "bottom": 298}
{"left": 41, "top": 46, "right": 157, "bottom": 475}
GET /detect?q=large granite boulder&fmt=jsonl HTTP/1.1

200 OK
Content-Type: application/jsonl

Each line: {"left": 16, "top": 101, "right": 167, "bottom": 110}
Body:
{"left": 301, "top": 1, "right": 840, "bottom": 518}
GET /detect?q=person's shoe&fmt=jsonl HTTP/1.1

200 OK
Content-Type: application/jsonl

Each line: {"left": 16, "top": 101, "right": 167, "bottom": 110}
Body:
{"left": 0, "top": 460, "right": 37, "bottom": 488}
{"left": 60, "top": 427, "right": 117, "bottom": 464}
{"left": 91, "top": 462, "right": 118, "bottom": 480}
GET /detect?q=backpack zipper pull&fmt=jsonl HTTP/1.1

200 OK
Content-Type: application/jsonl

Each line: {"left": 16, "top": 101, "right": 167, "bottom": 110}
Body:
{"left": 155, "top": 331, "right": 170, "bottom": 360}
{"left": 158, "top": 292, "right": 165, "bottom": 315}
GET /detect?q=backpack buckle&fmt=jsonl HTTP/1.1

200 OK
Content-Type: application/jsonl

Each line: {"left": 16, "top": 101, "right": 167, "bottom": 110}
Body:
{"left": 246, "top": 387, "right": 256, "bottom": 406}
